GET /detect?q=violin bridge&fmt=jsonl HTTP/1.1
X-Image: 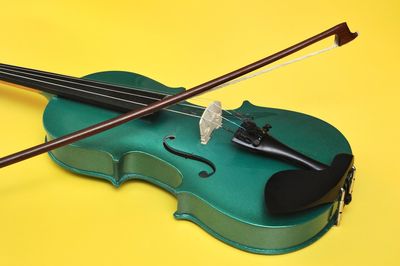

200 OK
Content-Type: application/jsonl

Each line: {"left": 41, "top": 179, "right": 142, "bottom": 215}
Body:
{"left": 199, "top": 101, "right": 222, "bottom": 144}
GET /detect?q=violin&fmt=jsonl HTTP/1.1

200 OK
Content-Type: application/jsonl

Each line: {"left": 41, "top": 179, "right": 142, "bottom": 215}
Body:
{"left": 0, "top": 23, "right": 357, "bottom": 254}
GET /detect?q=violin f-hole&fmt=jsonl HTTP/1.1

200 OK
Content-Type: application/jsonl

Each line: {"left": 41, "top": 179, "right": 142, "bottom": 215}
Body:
{"left": 162, "top": 135, "right": 216, "bottom": 178}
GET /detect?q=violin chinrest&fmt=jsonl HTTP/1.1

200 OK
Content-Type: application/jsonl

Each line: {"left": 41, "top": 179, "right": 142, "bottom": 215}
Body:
{"left": 265, "top": 153, "right": 354, "bottom": 214}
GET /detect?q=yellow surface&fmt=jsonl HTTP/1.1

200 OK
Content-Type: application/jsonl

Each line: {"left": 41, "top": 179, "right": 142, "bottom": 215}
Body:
{"left": 0, "top": 1, "right": 399, "bottom": 265}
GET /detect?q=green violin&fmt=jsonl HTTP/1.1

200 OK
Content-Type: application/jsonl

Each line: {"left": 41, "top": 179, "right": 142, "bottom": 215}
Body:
{"left": 0, "top": 23, "right": 357, "bottom": 254}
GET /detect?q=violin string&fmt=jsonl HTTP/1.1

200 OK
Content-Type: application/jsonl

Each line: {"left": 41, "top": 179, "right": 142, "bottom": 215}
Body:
{"left": 0, "top": 67, "right": 244, "bottom": 127}
{"left": 0, "top": 64, "right": 226, "bottom": 108}
{"left": 0, "top": 65, "right": 245, "bottom": 122}
{"left": 0, "top": 69, "right": 148, "bottom": 103}
{"left": 0, "top": 69, "right": 243, "bottom": 130}
{"left": 201, "top": 104, "right": 244, "bottom": 129}
{"left": 0, "top": 64, "right": 168, "bottom": 99}
{"left": 163, "top": 105, "right": 242, "bottom": 131}
{"left": 221, "top": 108, "right": 244, "bottom": 122}
{"left": 166, "top": 108, "right": 237, "bottom": 134}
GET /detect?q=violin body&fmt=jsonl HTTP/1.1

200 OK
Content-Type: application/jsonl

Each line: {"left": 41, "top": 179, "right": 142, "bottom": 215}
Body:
{"left": 0, "top": 23, "right": 358, "bottom": 254}
{"left": 43, "top": 71, "right": 352, "bottom": 254}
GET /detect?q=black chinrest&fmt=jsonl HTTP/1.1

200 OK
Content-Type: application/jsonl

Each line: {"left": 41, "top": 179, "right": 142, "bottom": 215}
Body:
{"left": 265, "top": 153, "right": 354, "bottom": 214}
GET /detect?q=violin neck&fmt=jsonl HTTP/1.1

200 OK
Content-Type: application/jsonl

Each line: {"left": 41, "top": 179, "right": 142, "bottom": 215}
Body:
{"left": 0, "top": 63, "right": 163, "bottom": 112}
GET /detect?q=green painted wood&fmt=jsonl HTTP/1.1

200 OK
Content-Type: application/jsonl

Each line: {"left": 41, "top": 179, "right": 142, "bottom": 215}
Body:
{"left": 43, "top": 71, "right": 352, "bottom": 254}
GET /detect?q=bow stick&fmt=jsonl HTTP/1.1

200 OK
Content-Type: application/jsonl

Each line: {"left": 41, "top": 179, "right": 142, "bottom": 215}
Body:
{"left": 0, "top": 22, "right": 357, "bottom": 168}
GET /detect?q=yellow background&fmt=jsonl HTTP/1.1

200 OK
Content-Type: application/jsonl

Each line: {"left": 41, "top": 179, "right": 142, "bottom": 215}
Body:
{"left": 0, "top": 1, "right": 399, "bottom": 265}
